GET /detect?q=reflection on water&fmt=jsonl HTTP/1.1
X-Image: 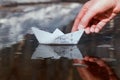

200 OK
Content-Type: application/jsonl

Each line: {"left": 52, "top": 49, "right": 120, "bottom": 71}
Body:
{"left": 74, "top": 57, "right": 119, "bottom": 80}
{"left": 0, "top": 34, "right": 77, "bottom": 80}
{"left": 31, "top": 44, "right": 83, "bottom": 59}
{"left": 0, "top": 32, "right": 120, "bottom": 80}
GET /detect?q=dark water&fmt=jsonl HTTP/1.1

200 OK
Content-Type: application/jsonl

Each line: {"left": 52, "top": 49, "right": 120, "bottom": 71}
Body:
{"left": 0, "top": 3, "right": 120, "bottom": 80}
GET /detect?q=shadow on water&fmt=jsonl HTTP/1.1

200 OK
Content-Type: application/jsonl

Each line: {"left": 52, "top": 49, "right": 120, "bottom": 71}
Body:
{"left": 0, "top": 2, "right": 120, "bottom": 80}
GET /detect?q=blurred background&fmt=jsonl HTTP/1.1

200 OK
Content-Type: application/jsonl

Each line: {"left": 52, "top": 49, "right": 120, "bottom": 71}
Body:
{"left": 0, "top": 0, "right": 120, "bottom": 80}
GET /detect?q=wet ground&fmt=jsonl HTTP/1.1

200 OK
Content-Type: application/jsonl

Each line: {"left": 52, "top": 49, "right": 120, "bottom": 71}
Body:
{"left": 0, "top": 2, "right": 120, "bottom": 80}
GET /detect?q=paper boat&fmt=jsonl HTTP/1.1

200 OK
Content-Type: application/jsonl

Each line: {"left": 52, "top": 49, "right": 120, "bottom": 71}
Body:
{"left": 32, "top": 27, "right": 84, "bottom": 44}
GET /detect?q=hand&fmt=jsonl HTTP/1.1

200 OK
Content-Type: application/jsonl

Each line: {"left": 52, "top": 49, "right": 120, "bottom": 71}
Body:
{"left": 73, "top": 56, "right": 118, "bottom": 80}
{"left": 72, "top": 0, "right": 120, "bottom": 34}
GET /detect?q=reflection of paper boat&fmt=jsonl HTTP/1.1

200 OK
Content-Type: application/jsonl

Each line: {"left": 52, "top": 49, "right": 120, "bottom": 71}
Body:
{"left": 31, "top": 45, "right": 60, "bottom": 59}
{"left": 32, "top": 27, "right": 84, "bottom": 44}
{"left": 31, "top": 45, "right": 83, "bottom": 59}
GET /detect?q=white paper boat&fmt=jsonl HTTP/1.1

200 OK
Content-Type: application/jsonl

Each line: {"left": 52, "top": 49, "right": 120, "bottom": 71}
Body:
{"left": 31, "top": 27, "right": 84, "bottom": 44}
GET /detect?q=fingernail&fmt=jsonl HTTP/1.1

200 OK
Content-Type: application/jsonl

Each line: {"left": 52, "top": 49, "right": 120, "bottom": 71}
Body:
{"left": 78, "top": 24, "right": 84, "bottom": 30}
{"left": 95, "top": 28, "right": 99, "bottom": 33}
{"left": 85, "top": 29, "right": 90, "bottom": 34}
{"left": 90, "top": 27, "right": 94, "bottom": 33}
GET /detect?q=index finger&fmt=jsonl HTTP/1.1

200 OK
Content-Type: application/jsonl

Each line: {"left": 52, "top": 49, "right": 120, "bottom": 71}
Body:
{"left": 72, "top": 1, "right": 91, "bottom": 32}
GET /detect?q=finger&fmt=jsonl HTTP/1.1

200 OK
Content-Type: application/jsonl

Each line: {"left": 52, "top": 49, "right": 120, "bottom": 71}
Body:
{"left": 72, "top": 1, "right": 91, "bottom": 32}
{"left": 85, "top": 27, "right": 90, "bottom": 34}
{"left": 102, "top": 13, "right": 116, "bottom": 23}
{"left": 88, "top": 58, "right": 96, "bottom": 62}
{"left": 76, "top": 64, "right": 92, "bottom": 80}
{"left": 73, "top": 59, "right": 83, "bottom": 64}
{"left": 84, "top": 56, "right": 98, "bottom": 62}
{"left": 84, "top": 56, "right": 90, "bottom": 61}
{"left": 93, "top": 58, "right": 107, "bottom": 67}
{"left": 78, "top": 0, "right": 112, "bottom": 29}
{"left": 72, "top": 9, "right": 86, "bottom": 32}
{"left": 72, "top": 17, "right": 80, "bottom": 32}
{"left": 90, "top": 24, "right": 96, "bottom": 33}
{"left": 73, "top": 59, "right": 91, "bottom": 79}
{"left": 95, "top": 13, "right": 116, "bottom": 33}
{"left": 94, "top": 21, "right": 106, "bottom": 33}
{"left": 79, "top": 8, "right": 98, "bottom": 29}
{"left": 84, "top": 56, "right": 97, "bottom": 62}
